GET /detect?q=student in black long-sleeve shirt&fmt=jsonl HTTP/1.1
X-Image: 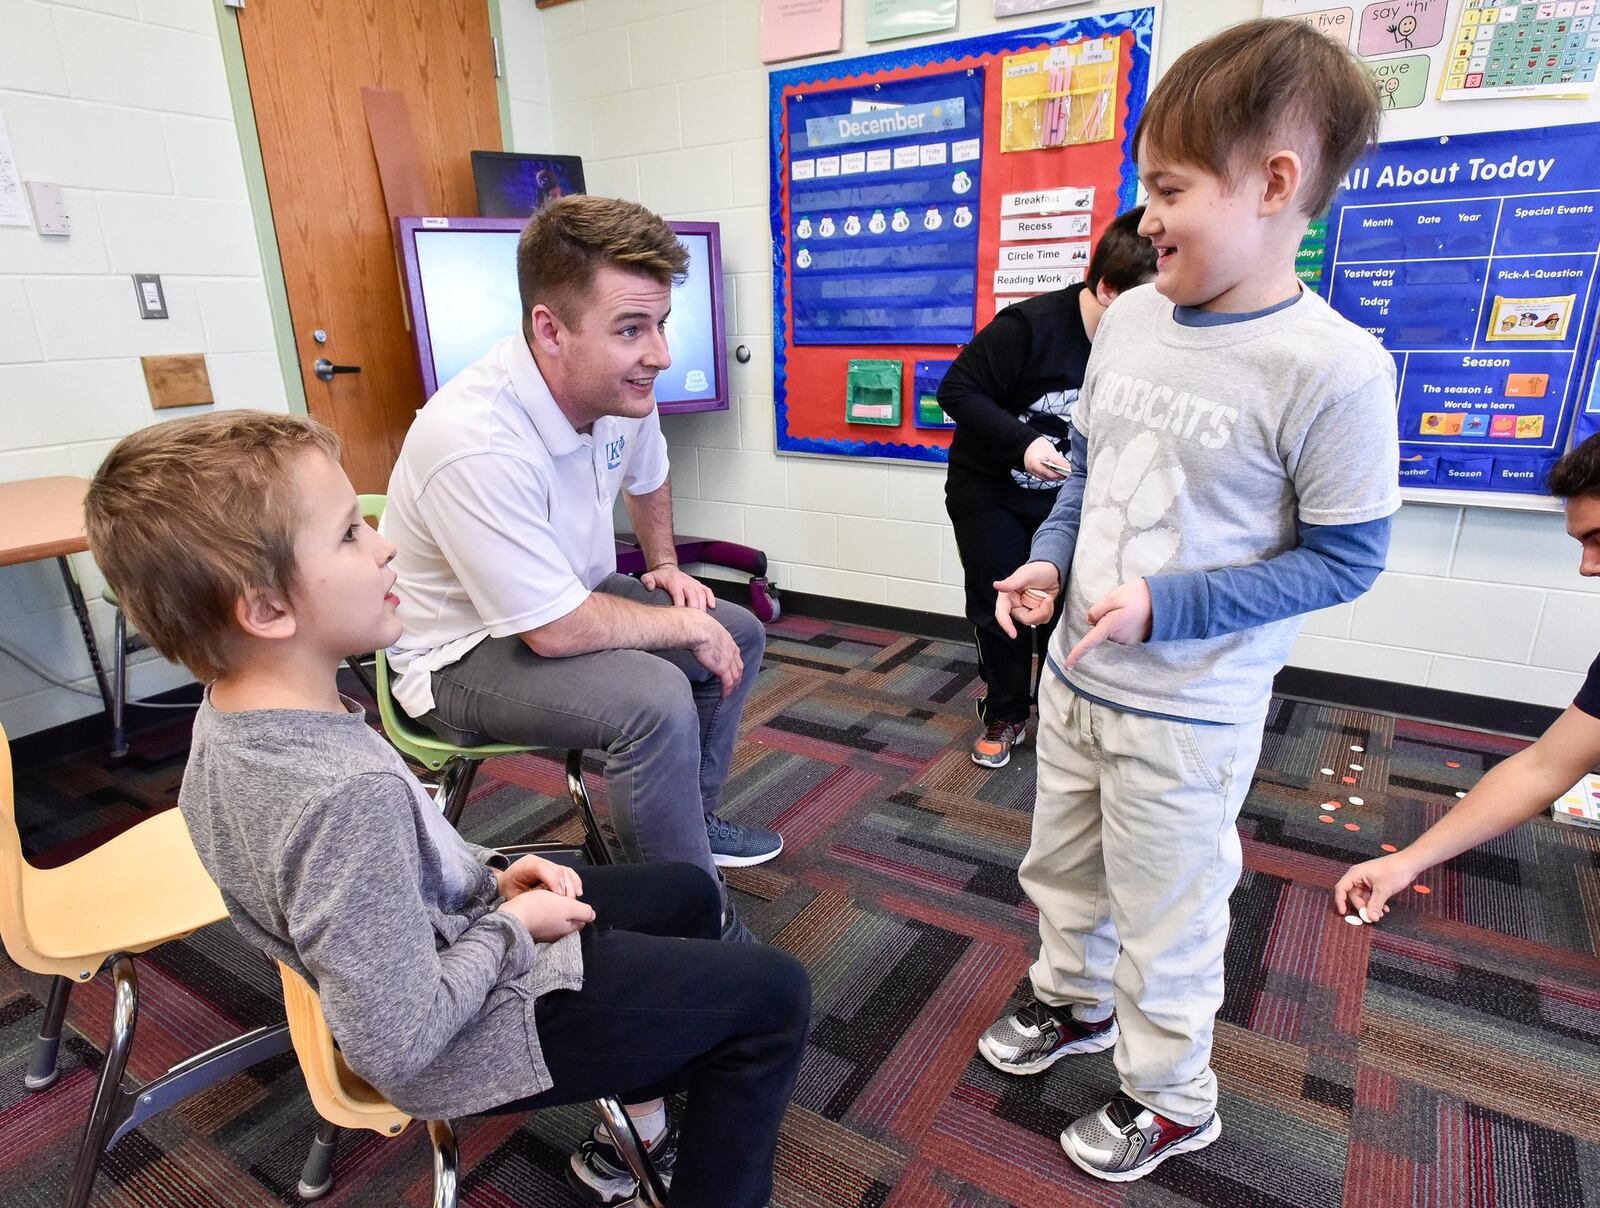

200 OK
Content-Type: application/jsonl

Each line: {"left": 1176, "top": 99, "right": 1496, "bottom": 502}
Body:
{"left": 938, "top": 209, "right": 1155, "bottom": 768}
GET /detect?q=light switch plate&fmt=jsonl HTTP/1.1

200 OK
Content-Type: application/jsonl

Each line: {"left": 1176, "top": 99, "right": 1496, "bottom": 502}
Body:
{"left": 133, "top": 273, "right": 168, "bottom": 319}
{"left": 25, "top": 181, "right": 68, "bottom": 236}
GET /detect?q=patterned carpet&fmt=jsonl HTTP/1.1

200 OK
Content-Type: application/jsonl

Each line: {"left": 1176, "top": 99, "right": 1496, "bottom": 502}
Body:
{"left": 2, "top": 616, "right": 1597, "bottom": 1207}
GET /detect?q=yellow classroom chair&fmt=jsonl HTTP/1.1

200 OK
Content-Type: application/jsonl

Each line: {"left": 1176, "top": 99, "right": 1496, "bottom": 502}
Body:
{"left": 0, "top": 721, "right": 291, "bottom": 1208}
{"left": 278, "top": 960, "right": 668, "bottom": 1208}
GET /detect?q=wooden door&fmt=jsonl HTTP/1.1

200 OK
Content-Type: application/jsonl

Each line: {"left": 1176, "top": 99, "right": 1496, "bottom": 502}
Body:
{"left": 237, "top": 0, "right": 502, "bottom": 492}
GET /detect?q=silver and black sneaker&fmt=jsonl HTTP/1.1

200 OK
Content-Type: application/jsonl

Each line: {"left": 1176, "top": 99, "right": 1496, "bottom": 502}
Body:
{"left": 1061, "top": 1093, "right": 1220, "bottom": 1182}
{"left": 567, "top": 1116, "right": 677, "bottom": 1205}
{"left": 977, "top": 996, "right": 1118, "bottom": 1075}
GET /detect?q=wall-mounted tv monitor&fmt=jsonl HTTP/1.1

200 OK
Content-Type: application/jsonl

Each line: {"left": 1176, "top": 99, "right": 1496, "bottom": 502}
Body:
{"left": 396, "top": 216, "right": 728, "bottom": 414}
{"left": 472, "top": 150, "right": 586, "bottom": 217}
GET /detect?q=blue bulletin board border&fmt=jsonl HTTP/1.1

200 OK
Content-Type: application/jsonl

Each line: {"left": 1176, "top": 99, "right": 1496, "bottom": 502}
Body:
{"left": 768, "top": 9, "right": 1156, "bottom": 463}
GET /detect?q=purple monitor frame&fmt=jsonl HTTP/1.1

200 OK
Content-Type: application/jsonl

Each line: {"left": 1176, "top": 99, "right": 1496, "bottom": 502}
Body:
{"left": 396, "top": 215, "right": 729, "bottom": 414}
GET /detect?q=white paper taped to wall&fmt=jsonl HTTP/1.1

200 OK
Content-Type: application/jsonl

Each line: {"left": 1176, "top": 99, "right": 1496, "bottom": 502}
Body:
{"left": 0, "top": 112, "right": 33, "bottom": 227}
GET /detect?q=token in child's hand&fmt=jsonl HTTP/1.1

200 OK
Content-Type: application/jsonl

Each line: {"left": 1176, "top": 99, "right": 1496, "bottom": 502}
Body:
{"left": 1358, "top": 907, "right": 1372, "bottom": 924}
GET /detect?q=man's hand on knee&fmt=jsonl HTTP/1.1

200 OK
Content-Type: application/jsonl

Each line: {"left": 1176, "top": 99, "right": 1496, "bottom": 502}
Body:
{"left": 687, "top": 611, "right": 743, "bottom": 697}
{"left": 642, "top": 562, "right": 716, "bottom": 611}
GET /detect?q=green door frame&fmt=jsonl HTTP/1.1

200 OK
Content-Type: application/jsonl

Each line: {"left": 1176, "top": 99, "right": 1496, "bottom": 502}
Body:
{"left": 212, "top": 0, "right": 514, "bottom": 417}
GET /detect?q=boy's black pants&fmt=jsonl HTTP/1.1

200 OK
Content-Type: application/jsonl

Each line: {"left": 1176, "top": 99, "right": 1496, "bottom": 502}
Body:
{"left": 946, "top": 488, "right": 1064, "bottom": 725}
{"left": 489, "top": 863, "right": 810, "bottom": 1208}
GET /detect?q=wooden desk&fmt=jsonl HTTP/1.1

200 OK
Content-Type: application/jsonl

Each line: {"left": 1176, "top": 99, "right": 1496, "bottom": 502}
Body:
{"left": 0, "top": 476, "right": 114, "bottom": 717}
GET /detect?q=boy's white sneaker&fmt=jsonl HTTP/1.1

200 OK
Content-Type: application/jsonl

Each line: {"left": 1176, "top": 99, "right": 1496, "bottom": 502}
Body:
{"left": 977, "top": 996, "right": 1118, "bottom": 1074}
{"left": 567, "top": 1117, "right": 676, "bottom": 1204}
{"left": 1061, "top": 1093, "right": 1220, "bottom": 1182}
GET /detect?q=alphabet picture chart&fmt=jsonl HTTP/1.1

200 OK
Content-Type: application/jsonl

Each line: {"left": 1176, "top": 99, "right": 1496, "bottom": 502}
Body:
{"left": 1441, "top": 0, "right": 1600, "bottom": 101}
{"left": 1322, "top": 121, "right": 1600, "bottom": 493}
{"left": 786, "top": 68, "right": 985, "bottom": 346}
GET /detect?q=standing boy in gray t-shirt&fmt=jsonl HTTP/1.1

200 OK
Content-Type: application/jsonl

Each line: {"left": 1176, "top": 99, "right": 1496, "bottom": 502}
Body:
{"left": 976, "top": 21, "right": 1399, "bottom": 1182}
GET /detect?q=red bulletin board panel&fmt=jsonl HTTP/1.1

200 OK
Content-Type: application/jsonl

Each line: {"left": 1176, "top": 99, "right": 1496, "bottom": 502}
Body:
{"left": 768, "top": 8, "right": 1156, "bottom": 463}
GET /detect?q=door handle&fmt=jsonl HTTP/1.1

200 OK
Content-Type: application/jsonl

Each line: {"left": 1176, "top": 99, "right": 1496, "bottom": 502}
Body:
{"left": 313, "top": 357, "right": 361, "bottom": 382}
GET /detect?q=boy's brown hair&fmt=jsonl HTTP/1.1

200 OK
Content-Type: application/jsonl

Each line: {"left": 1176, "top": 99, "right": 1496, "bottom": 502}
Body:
{"left": 1086, "top": 206, "right": 1156, "bottom": 296}
{"left": 1134, "top": 18, "right": 1380, "bottom": 216}
{"left": 84, "top": 411, "right": 341, "bottom": 683}
{"left": 1549, "top": 432, "right": 1600, "bottom": 498}
{"left": 517, "top": 194, "right": 689, "bottom": 333}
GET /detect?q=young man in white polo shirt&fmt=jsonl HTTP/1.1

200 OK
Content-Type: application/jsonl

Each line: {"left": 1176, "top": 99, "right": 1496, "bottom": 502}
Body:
{"left": 384, "top": 196, "right": 781, "bottom": 945}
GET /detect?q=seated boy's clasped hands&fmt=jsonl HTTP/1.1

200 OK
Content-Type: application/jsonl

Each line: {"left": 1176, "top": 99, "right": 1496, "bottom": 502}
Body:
{"left": 494, "top": 854, "right": 596, "bottom": 940}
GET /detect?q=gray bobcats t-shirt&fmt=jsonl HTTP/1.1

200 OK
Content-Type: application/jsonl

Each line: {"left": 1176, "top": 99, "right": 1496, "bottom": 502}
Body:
{"left": 1057, "top": 284, "right": 1400, "bottom": 724}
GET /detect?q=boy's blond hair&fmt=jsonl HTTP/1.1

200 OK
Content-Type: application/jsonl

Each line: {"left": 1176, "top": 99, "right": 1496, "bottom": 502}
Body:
{"left": 1135, "top": 18, "right": 1380, "bottom": 216}
{"left": 84, "top": 411, "right": 341, "bottom": 683}
{"left": 516, "top": 194, "right": 689, "bottom": 333}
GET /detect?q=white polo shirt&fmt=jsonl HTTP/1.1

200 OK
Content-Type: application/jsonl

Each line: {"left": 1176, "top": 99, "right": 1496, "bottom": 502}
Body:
{"left": 384, "top": 334, "right": 670, "bottom": 718}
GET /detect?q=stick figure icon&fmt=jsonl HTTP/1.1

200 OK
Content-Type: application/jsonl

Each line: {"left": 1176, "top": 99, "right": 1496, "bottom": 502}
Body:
{"left": 1387, "top": 14, "right": 1416, "bottom": 50}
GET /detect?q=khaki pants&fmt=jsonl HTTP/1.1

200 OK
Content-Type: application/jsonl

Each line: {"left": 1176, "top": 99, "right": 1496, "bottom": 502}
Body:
{"left": 1019, "top": 671, "right": 1264, "bottom": 1125}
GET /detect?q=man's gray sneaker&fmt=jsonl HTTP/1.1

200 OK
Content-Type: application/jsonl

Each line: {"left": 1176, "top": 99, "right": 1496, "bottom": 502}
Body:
{"left": 706, "top": 811, "right": 783, "bottom": 867}
{"left": 977, "top": 996, "right": 1118, "bottom": 1074}
{"left": 567, "top": 1117, "right": 676, "bottom": 1204}
{"left": 721, "top": 897, "right": 757, "bottom": 943}
{"left": 1061, "top": 1093, "right": 1220, "bottom": 1182}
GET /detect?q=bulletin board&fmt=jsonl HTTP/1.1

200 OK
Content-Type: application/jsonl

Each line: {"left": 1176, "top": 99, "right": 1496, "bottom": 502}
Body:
{"left": 1269, "top": 0, "right": 1600, "bottom": 506}
{"left": 1321, "top": 122, "right": 1600, "bottom": 495}
{"left": 768, "top": 8, "right": 1157, "bottom": 462}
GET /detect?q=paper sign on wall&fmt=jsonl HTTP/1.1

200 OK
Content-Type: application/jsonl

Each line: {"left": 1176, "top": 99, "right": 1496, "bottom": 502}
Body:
{"left": 997, "top": 241, "right": 1091, "bottom": 267}
{"left": 866, "top": 0, "right": 957, "bottom": 42}
{"left": 994, "top": 0, "right": 1096, "bottom": 14}
{"left": 1000, "top": 213, "right": 1092, "bottom": 240}
{"left": 995, "top": 267, "right": 1083, "bottom": 292}
{"left": 761, "top": 0, "right": 843, "bottom": 64}
{"left": 0, "top": 112, "right": 33, "bottom": 228}
{"left": 1001, "top": 186, "right": 1094, "bottom": 216}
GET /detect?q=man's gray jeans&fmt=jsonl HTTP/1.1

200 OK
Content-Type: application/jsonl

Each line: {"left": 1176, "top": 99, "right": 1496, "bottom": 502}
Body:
{"left": 422, "top": 574, "right": 765, "bottom": 895}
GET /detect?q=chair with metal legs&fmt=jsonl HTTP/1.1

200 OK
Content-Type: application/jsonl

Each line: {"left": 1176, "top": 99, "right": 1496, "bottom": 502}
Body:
{"left": 279, "top": 959, "right": 667, "bottom": 1207}
{"left": 0, "top": 721, "right": 291, "bottom": 1208}
{"left": 371, "top": 648, "right": 610, "bottom": 862}
{"left": 355, "top": 495, "right": 611, "bottom": 862}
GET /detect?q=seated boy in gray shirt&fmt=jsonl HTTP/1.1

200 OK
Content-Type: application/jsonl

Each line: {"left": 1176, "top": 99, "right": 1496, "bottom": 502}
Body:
{"left": 84, "top": 411, "right": 809, "bottom": 1208}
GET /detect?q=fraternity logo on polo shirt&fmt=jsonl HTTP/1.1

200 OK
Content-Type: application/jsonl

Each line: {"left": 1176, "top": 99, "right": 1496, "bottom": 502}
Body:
{"left": 605, "top": 434, "right": 625, "bottom": 470}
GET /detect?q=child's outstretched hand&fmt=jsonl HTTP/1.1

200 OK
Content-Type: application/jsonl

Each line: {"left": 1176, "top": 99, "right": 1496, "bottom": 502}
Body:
{"left": 499, "top": 888, "right": 595, "bottom": 942}
{"left": 497, "top": 853, "right": 583, "bottom": 900}
{"left": 1332, "top": 853, "right": 1415, "bottom": 923}
{"left": 993, "top": 562, "right": 1061, "bottom": 638}
{"left": 1061, "top": 579, "right": 1152, "bottom": 669}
